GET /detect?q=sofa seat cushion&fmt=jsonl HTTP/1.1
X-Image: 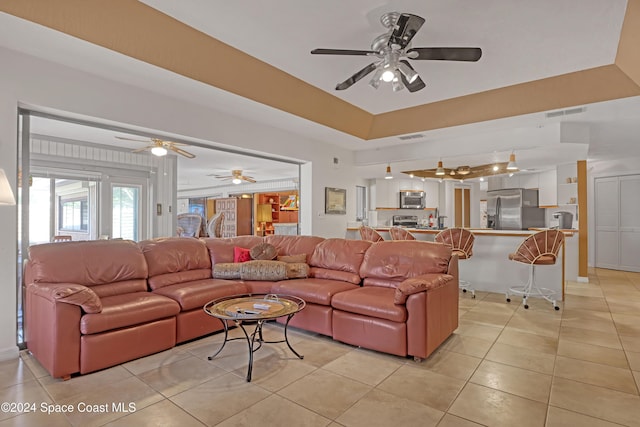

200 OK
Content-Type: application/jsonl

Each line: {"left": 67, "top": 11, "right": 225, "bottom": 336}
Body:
{"left": 271, "top": 278, "right": 358, "bottom": 305}
{"left": 80, "top": 292, "right": 180, "bottom": 335}
{"left": 331, "top": 287, "right": 407, "bottom": 323}
{"left": 153, "top": 279, "right": 248, "bottom": 311}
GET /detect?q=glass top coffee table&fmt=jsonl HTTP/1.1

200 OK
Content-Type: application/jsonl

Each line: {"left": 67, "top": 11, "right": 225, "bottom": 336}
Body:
{"left": 203, "top": 294, "right": 306, "bottom": 382}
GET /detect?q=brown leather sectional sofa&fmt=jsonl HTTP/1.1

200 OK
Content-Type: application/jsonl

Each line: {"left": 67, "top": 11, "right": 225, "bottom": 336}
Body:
{"left": 24, "top": 235, "right": 459, "bottom": 379}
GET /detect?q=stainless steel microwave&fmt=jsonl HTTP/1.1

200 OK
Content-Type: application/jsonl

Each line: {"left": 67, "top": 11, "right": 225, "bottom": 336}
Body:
{"left": 399, "top": 191, "right": 425, "bottom": 209}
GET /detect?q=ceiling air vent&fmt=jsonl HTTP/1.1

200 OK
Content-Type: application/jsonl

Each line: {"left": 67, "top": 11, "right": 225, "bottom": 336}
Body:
{"left": 545, "top": 107, "right": 586, "bottom": 119}
{"left": 398, "top": 133, "right": 424, "bottom": 141}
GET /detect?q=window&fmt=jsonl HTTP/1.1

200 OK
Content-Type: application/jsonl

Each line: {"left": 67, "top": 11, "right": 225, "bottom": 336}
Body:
{"left": 112, "top": 185, "right": 140, "bottom": 241}
{"left": 59, "top": 197, "right": 89, "bottom": 231}
{"left": 356, "top": 185, "right": 367, "bottom": 221}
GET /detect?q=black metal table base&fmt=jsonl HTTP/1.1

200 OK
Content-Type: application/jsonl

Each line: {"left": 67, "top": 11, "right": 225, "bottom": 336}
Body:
{"left": 207, "top": 313, "right": 303, "bottom": 382}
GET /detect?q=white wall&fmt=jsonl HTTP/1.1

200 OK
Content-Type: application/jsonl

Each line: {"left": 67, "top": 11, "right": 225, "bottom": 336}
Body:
{"left": 0, "top": 46, "right": 363, "bottom": 360}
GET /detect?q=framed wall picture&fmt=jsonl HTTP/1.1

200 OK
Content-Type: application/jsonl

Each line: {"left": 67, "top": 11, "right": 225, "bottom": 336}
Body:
{"left": 325, "top": 187, "right": 346, "bottom": 215}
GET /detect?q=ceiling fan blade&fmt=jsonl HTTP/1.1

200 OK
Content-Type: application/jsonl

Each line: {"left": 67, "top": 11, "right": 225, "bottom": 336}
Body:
{"left": 335, "top": 62, "right": 378, "bottom": 90}
{"left": 407, "top": 47, "right": 482, "bottom": 61}
{"left": 242, "top": 176, "right": 256, "bottom": 183}
{"left": 116, "top": 136, "right": 151, "bottom": 143}
{"left": 388, "top": 14, "right": 425, "bottom": 49}
{"left": 311, "top": 48, "right": 375, "bottom": 56}
{"left": 170, "top": 146, "right": 195, "bottom": 159}
{"left": 398, "top": 60, "right": 426, "bottom": 93}
{"left": 131, "top": 145, "right": 154, "bottom": 153}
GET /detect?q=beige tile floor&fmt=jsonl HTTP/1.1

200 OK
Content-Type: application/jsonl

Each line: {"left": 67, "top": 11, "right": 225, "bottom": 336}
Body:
{"left": 2, "top": 267, "right": 640, "bottom": 426}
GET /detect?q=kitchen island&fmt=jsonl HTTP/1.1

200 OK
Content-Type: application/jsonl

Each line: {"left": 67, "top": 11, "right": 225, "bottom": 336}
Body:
{"left": 346, "top": 227, "right": 577, "bottom": 301}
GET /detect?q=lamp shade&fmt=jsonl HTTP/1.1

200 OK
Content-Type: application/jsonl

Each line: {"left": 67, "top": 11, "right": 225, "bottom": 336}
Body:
{"left": 384, "top": 165, "right": 393, "bottom": 180}
{"left": 0, "top": 168, "right": 16, "bottom": 205}
{"left": 256, "top": 204, "right": 273, "bottom": 223}
{"left": 435, "top": 161, "right": 445, "bottom": 176}
{"left": 506, "top": 152, "right": 519, "bottom": 170}
{"left": 151, "top": 146, "right": 168, "bottom": 156}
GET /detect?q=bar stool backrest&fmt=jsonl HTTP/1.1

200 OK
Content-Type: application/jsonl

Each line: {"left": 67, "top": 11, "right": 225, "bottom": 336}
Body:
{"left": 359, "top": 226, "right": 384, "bottom": 242}
{"left": 510, "top": 230, "right": 564, "bottom": 265}
{"left": 389, "top": 226, "right": 416, "bottom": 241}
{"left": 434, "top": 228, "right": 475, "bottom": 259}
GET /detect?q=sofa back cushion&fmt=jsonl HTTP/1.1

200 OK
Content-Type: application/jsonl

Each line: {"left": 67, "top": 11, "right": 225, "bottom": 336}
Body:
{"left": 360, "top": 241, "right": 452, "bottom": 285}
{"left": 139, "top": 237, "right": 212, "bottom": 290}
{"left": 309, "top": 238, "right": 372, "bottom": 284}
{"left": 265, "top": 235, "right": 325, "bottom": 263}
{"left": 27, "top": 240, "right": 148, "bottom": 294}
{"left": 203, "top": 236, "right": 265, "bottom": 265}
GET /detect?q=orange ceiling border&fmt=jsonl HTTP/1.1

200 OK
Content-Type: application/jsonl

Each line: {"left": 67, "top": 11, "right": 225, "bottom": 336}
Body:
{"left": 1, "top": 0, "right": 639, "bottom": 141}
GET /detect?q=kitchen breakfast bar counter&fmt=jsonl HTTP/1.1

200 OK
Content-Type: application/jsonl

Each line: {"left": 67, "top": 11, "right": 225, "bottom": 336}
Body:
{"left": 346, "top": 227, "right": 578, "bottom": 301}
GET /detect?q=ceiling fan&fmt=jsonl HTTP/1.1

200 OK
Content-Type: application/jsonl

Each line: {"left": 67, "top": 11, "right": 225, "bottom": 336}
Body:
{"left": 311, "top": 12, "right": 482, "bottom": 92}
{"left": 114, "top": 136, "right": 196, "bottom": 158}
{"left": 405, "top": 162, "right": 510, "bottom": 180}
{"left": 210, "top": 169, "right": 256, "bottom": 184}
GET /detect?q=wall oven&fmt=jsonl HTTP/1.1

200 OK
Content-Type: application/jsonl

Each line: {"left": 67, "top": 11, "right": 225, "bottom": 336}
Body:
{"left": 399, "top": 191, "right": 425, "bottom": 209}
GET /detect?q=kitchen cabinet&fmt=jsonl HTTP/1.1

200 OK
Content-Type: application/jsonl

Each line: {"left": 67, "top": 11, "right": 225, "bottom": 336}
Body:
{"left": 374, "top": 178, "right": 440, "bottom": 209}
{"left": 538, "top": 169, "right": 558, "bottom": 207}
{"left": 423, "top": 180, "right": 439, "bottom": 208}
{"left": 374, "top": 178, "right": 400, "bottom": 208}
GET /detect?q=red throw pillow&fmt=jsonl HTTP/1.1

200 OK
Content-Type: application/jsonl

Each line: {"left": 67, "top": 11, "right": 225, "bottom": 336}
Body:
{"left": 233, "top": 246, "right": 251, "bottom": 263}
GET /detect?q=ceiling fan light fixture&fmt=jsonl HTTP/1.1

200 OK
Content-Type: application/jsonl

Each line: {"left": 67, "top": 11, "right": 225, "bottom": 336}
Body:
{"left": 381, "top": 68, "right": 395, "bottom": 82}
{"left": 151, "top": 146, "right": 168, "bottom": 157}
{"left": 397, "top": 61, "right": 418, "bottom": 84}
{"left": 391, "top": 78, "right": 405, "bottom": 92}
{"left": 232, "top": 177, "right": 242, "bottom": 185}
{"left": 368, "top": 67, "right": 384, "bottom": 89}
{"left": 384, "top": 164, "right": 393, "bottom": 180}
{"left": 507, "top": 152, "right": 519, "bottom": 170}
{"left": 457, "top": 166, "right": 471, "bottom": 175}
{"left": 435, "top": 160, "right": 445, "bottom": 176}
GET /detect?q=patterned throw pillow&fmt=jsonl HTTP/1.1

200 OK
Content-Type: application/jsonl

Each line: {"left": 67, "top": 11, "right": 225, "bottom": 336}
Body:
{"left": 233, "top": 246, "right": 251, "bottom": 263}
{"left": 212, "top": 263, "right": 242, "bottom": 279}
{"left": 286, "top": 262, "right": 309, "bottom": 279}
{"left": 277, "top": 253, "right": 307, "bottom": 263}
{"left": 250, "top": 243, "right": 278, "bottom": 260}
{"left": 240, "top": 260, "right": 287, "bottom": 281}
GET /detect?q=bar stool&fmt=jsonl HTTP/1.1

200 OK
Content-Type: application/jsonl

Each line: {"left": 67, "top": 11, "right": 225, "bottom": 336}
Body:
{"left": 359, "top": 225, "right": 384, "bottom": 242}
{"left": 434, "top": 228, "right": 475, "bottom": 298}
{"left": 389, "top": 226, "right": 416, "bottom": 240}
{"left": 506, "top": 229, "right": 564, "bottom": 310}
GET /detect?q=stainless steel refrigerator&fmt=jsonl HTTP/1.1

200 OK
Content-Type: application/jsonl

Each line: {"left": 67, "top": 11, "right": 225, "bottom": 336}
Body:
{"left": 486, "top": 188, "right": 546, "bottom": 230}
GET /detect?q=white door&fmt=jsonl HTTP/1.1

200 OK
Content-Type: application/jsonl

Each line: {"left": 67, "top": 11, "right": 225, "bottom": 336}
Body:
{"left": 595, "top": 175, "right": 640, "bottom": 272}
{"left": 619, "top": 175, "right": 640, "bottom": 271}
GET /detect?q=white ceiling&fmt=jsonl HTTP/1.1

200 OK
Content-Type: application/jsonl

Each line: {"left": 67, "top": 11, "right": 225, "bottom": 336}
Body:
{"left": 1, "top": 1, "right": 640, "bottom": 182}
{"left": 140, "top": 0, "right": 626, "bottom": 114}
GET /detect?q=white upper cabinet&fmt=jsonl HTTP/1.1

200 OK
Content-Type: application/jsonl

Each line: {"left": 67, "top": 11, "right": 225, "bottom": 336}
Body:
{"left": 538, "top": 169, "right": 558, "bottom": 206}
{"left": 374, "top": 178, "right": 400, "bottom": 208}
{"left": 423, "top": 180, "right": 439, "bottom": 208}
{"left": 373, "top": 178, "right": 440, "bottom": 209}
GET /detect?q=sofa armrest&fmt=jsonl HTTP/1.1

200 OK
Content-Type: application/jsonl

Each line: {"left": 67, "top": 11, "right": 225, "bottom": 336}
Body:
{"left": 394, "top": 274, "right": 454, "bottom": 304}
{"left": 29, "top": 282, "right": 102, "bottom": 313}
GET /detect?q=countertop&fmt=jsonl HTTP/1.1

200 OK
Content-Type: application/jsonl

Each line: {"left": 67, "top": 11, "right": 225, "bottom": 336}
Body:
{"left": 346, "top": 227, "right": 576, "bottom": 237}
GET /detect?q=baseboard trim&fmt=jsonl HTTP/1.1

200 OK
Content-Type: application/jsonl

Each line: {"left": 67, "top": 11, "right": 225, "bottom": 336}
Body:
{"left": 0, "top": 346, "right": 19, "bottom": 361}
{"left": 577, "top": 276, "right": 589, "bottom": 283}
